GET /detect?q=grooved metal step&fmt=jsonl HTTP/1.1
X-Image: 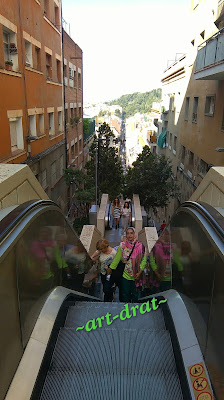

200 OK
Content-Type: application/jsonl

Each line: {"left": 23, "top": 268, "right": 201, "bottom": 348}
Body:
{"left": 50, "top": 328, "right": 176, "bottom": 373}
{"left": 65, "top": 301, "right": 166, "bottom": 331}
{"left": 40, "top": 302, "right": 184, "bottom": 400}
{"left": 40, "top": 370, "right": 183, "bottom": 400}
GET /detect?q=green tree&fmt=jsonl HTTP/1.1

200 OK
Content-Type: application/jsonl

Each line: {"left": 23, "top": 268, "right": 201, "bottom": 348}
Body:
{"left": 125, "top": 146, "right": 179, "bottom": 212}
{"left": 114, "top": 108, "right": 122, "bottom": 118}
{"left": 98, "top": 110, "right": 106, "bottom": 117}
{"left": 64, "top": 168, "right": 95, "bottom": 216}
{"left": 108, "top": 89, "right": 162, "bottom": 119}
{"left": 83, "top": 118, "right": 90, "bottom": 136}
{"left": 85, "top": 122, "right": 124, "bottom": 201}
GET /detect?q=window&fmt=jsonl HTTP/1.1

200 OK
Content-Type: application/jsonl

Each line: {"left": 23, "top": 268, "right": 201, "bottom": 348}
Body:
{"left": 29, "top": 115, "right": 36, "bottom": 136}
{"left": 74, "top": 70, "right": 76, "bottom": 86}
{"left": 46, "top": 53, "right": 52, "bottom": 79}
{"left": 79, "top": 107, "right": 82, "bottom": 118}
{"left": 3, "top": 30, "right": 10, "bottom": 62}
{"left": 200, "top": 159, "right": 209, "bottom": 177}
{"left": 64, "top": 63, "right": 67, "bottom": 78}
{"left": 75, "top": 142, "right": 78, "bottom": 156}
{"left": 44, "top": 0, "right": 49, "bottom": 17}
{"left": 59, "top": 155, "right": 64, "bottom": 176}
{"left": 58, "top": 111, "right": 62, "bottom": 132}
{"left": 3, "top": 28, "right": 18, "bottom": 70}
{"left": 78, "top": 72, "right": 81, "bottom": 89}
{"left": 173, "top": 136, "right": 177, "bottom": 155}
{"left": 25, "top": 40, "right": 32, "bottom": 67}
{"left": 69, "top": 68, "right": 74, "bottom": 87}
{"left": 222, "top": 109, "right": 224, "bottom": 130}
{"left": 48, "top": 112, "right": 54, "bottom": 135}
{"left": 38, "top": 114, "right": 44, "bottom": 135}
{"left": 70, "top": 108, "right": 74, "bottom": 120}
{"left": 65, "top": 108, "right": 68, "bottom": 125}
{"left": 169, "top": 133, "right": 172, "bottom": 150}
{"left": 181, "top": 146, "right": 186, "bottom": 163}
{"left": 189, "top": 151, "right": 194, "bottom": 170}
{"left": 191, "top": 39, "right": 195, "bottom": 46}
{"left": 9, "top": 117, "right": 24, "bottom": 152}
{"left": 185, "top": 97, "right": 190, "bottom": 121}
{"left": 54, "top": 4, "right": 60, "bottom": 29}
{"left": 71, "top": 145, "right": 75, "bottom": 158}
{"left": 51, "top": 161, "right": 57, "bottom": 185}
{"left": 79, "top": 138, "right": 82, "bottom": 154}
{"left": 41, "top": 169, "right": 47, "bottom": 188}
{"left": 192, "top": 97, "right": 199, "bottom": 122}
{"left": 205, "top": 96, "right": 215, "bottom": 116}
{"left": 169, "top": 95, "right": 174, "bottom": 111}
{"left": 34, "top": 46, "right": 41, "bottom": 70}
{"left": 56, "top": 60, "right": 61, "bottom": 82}
{"left": 69, "top": 68, "right": 73, "bottom": 79}
{"left": 200, "top": 31, "right": 205, "bottom": 39}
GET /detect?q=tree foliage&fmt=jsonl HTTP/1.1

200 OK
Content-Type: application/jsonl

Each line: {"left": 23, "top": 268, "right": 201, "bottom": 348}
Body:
{"left": 114, "top": 108, "right": 122, "bottom": 118}
{"left": 64, "top": 168, "right": 95, "bottom": 206}
{"left": 107, "top": 89, "right": 162, "bottom": 118}
{"left": 125, "top": 146, "right": 179, "bottom": 212}
{"left": 83, "top": 118, "right": 90, "bottom": 136}
{"left": 85, "top": 122, "right": 124, "bottom": 201}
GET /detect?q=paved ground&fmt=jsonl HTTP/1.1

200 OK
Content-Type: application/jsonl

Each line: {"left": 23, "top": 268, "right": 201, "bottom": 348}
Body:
{"left": 104, "top": 225, "right": 123, "bottom": 248}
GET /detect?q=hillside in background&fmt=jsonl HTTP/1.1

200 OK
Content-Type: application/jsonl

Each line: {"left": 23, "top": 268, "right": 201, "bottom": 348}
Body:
{"left": 107, "top": 88, "right": 162, "bottom": 118}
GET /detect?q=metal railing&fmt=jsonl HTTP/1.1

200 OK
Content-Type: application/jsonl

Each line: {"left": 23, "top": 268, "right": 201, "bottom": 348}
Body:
{"left": 195, "top": 27, "right": 224, "bottom": 72}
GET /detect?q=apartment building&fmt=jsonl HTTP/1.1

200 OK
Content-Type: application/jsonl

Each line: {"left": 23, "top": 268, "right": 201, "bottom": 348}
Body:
{"left": 0, "top": 0, "right": 67, "bottom": 211}
{"left": 158, "top": 0, "right": 224, "bottom": 218}
{"left": 63, "top": 29, "right": 83, "bottom": 171}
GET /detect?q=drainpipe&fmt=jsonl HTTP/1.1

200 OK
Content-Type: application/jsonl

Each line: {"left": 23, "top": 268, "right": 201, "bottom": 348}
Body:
{"left": 61, "top": 5, "right": 68, "bottom": 170}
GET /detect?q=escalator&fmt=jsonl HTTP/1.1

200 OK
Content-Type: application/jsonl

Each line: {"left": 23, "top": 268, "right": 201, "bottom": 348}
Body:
{"left": 0, "top": 199, "right": 223, "bottom": 399}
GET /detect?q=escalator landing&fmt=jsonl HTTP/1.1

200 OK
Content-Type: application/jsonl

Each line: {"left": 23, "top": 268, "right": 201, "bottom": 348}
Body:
{"left": 40, "top": 301, "right": 184, "bottom": 400}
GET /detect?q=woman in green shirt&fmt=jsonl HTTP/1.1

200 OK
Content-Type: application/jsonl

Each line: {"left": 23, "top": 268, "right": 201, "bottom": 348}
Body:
{"left": 107, "top": 227, "right": 146, "bottom": 302}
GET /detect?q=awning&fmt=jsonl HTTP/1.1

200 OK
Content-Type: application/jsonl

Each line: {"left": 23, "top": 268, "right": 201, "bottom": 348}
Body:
{"left": 157, "top": 129, "right": 167, "bottom": 148}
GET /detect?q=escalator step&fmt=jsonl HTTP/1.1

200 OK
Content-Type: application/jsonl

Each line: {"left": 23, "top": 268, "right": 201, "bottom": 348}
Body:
{"left": 49, "top": 328, "right": 176, "bottom": 374}
{"left": 40, "top": 370, "right": 183, "bottom": 400}
{"left": 65, "top": 302, "right": 166, "bottom": 331}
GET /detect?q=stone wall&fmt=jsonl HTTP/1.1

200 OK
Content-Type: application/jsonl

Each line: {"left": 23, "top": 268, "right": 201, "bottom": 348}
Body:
{"left": 190, "top": 167, "right": 224, "bottom": 207}
{"left": 138, "top": 227, "right": 158, "bottom": 254}
{"left": 133, "top": 194, "right": 142, "bottom": 235}
{"left": 0, "top": 164, "right": 49, "bottom": 209}
{"left": 80, "top": 225, "right": 102, "bottom": 256}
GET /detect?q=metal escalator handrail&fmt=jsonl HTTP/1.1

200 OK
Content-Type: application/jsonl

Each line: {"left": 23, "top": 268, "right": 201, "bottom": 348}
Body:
{"left": 0, "top": 199, "right": 60, "bottom": 243}
{"left": 176, "top": 201, "right": 224, "bottom": 238}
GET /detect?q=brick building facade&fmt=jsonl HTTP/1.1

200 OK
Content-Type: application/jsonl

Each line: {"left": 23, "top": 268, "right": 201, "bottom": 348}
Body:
{"left": 0, "top": 0, "right": 67, "bottom": 212}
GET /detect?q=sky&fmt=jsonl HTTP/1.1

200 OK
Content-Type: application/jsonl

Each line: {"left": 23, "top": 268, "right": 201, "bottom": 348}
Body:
{"left": 62, "top": 0, "right": 191, "bottom": 104}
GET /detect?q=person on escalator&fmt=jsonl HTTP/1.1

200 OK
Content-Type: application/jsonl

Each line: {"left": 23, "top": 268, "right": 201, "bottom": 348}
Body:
{"left": 107, "top": 227, "right": 145, "bottom": 302}
{"left": 150, "top": 229, "right": 182, "bottom": 292}
{"left": 91, "top": 239, "right": 117, "bottom": 302}
{"left": 30, "top": 226, "right": 56, "bottom": 288}
{"left": 111, "top": 198, "right": 121, "bottom": 229}
{"left": 121, "top": 201, "right": 132, "bottom": 233}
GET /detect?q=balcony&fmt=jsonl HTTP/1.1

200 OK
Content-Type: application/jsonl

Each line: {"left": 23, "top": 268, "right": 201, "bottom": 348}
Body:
{"left": 214, "top": 0, "right": 224, "bottom": 26}
{"left": 194, "top": 27, "right": 224, "bottom": 80}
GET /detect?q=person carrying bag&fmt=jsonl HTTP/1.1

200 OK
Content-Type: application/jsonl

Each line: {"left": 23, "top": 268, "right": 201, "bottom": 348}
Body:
{"left": 107, "top": 227, "right": 145, "bottom": 302}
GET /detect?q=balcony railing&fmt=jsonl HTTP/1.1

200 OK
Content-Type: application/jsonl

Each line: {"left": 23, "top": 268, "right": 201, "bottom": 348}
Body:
{"left": 195, "top": 27, "right": 224, "bottom": 78}
{"left": 214, "top": 0, "right": 224, "bottom": 24}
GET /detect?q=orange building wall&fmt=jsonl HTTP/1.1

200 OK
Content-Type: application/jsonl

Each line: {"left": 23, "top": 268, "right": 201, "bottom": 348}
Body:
{"left": 0, "top": 0, "right": 64, "bottom": 163}
{"left": 63, "top": 29, "right": 83, "bottom": 170}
